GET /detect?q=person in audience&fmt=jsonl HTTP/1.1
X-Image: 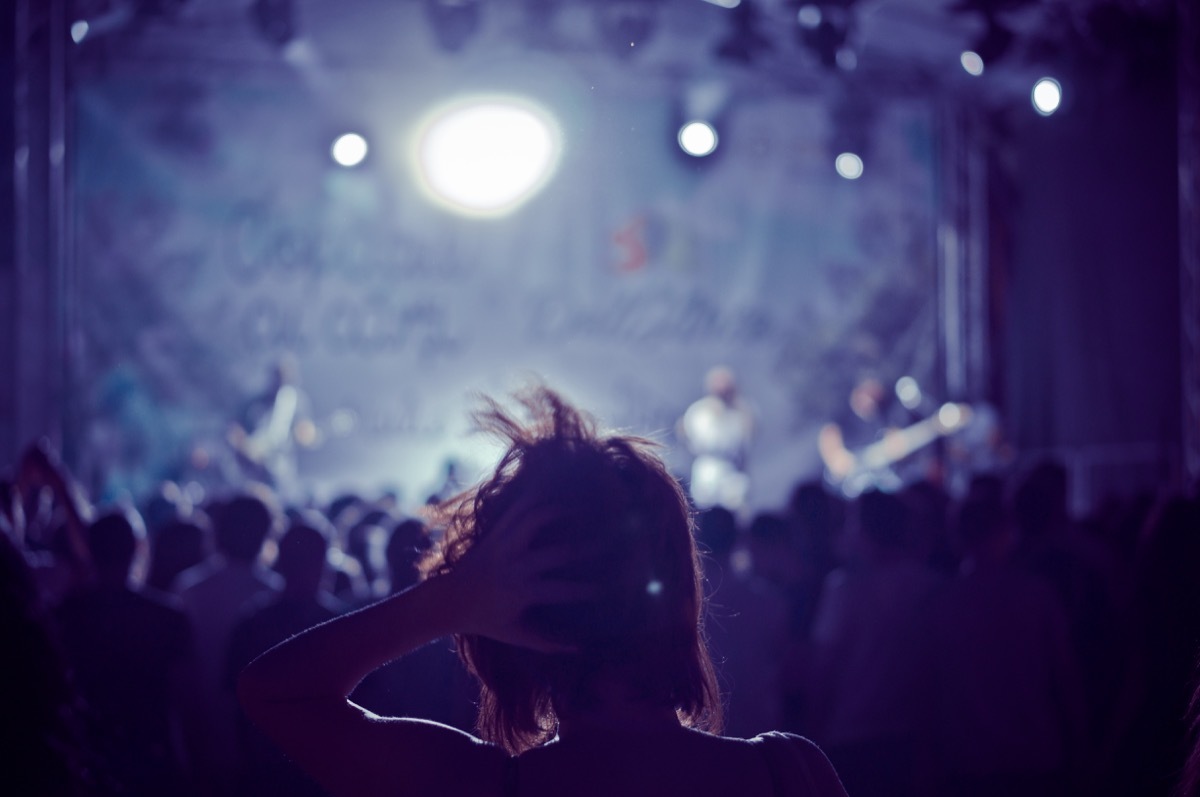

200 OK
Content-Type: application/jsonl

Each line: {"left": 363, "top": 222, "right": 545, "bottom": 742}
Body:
{"left": 146, "top": 518, "right": 209, "bottom": 594}
{"left": 175, "top": 492, "right": 282, "bottom": 793}
{"left": 1116, "top": 496, "right": 1200, "bottom": 797}
{"left": 921, "top": 488, "right": 1086, "bottom": 797}
{"left": 227, "top": 520, "right": 344, "bottom": 797}
{"left": 807, "top": 490, "right": 943, "bottom": 797}
{"left": 0, "top": 526, "right": 86, "bottom": 797}
{"left": 1012, "top": 460, "right": 1126, "bottom": 781}
{"left": 238, "top": 386, "right": 848, "bottom": 797}
{"left": 697, "top": 506, "right": 790, "bottom": 739}
{"left": 54, "top": 510, "right": 201, "bottom": 797}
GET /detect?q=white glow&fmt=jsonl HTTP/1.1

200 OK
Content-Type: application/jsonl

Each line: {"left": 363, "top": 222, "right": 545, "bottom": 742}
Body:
{"left": 70, "top": 20, "right": 89, "bottom": 43}
{"left": 797, "top": 5, "right": 822, "bottom": 29}
{"left": 835, "top": 152, "right": 863, "bottom": 180}
{"left": 1032, "top": 77, "right": 1062, "bottom": 116}
{"left": 960, "top": 51, "right": 984, "bottom": 76}
{"left": 678, "top": 121, "right": 718, "bottom": 157}
{"left": 647, "top": 579, "right": 664, "bottom": 596}
{"left": 414, "top": 97, "right": 561, "bottom": 217}
{"left": 895, "top": 376, "right": 922, "bottom": 409}
{"left": 702, "top": 0, "right": 741, "bottom": 7}
{"left": 938, "top": 402, "right": 963, "bottom": 429}
{"left": 331, "top": 133, "right": 369, "bottom": 167}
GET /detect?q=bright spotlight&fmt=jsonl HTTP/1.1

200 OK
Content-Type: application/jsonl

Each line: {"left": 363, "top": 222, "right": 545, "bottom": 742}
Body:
{"left": 835, "top": 152, "right": 863, "bottom": 180}
{"left": 70, "top": 20, "right": 90, "bottom": 43}
{"left": 960, "top": 51, "right": 984, "bottom": 76}
{"left": 331, "top": 133, "right": 369, "bottom": 167}
{"left": 678, "top": 121, "right": 718, "bottom": 157}
{"left": 1032, "top": 77, "right": 1062, "bottom": 116}
{"left": 414, "top": 97, "right": 561, "bottom": 217}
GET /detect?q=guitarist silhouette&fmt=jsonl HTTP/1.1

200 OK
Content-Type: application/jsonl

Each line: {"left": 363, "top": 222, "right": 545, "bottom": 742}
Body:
{"left": 819, "top": 376, "right": 970, "bottom": 497}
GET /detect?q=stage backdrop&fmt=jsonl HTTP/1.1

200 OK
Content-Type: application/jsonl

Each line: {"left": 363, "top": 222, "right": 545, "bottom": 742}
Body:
{"left": 70, "top": 52, "right": 939, "bottom": 510}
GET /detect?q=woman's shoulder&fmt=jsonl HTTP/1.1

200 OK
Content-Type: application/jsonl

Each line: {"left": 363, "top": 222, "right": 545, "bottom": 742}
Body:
{"left": 743, "top": 732, "right": 849, "bottom": 797}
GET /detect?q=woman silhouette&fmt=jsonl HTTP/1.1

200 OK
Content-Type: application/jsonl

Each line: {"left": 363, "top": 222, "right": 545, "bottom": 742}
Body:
{"left": 238, "top": 386, "right": 847, "bottom": 797}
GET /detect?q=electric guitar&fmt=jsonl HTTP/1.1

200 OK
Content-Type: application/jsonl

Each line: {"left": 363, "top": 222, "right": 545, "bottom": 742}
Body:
{"left": 820, "top": 402, "right": 973, "bottom": 497}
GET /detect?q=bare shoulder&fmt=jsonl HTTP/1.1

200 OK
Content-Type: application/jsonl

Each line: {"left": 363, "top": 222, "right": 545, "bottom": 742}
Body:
{"left": 746, "top": 732, "right": 849, "bottom": 797}
{"left": 515, "top": 728, "right": 789, "bottom": 797}
{"left": 244, "top": 699, "right": 509, "bottom": 797}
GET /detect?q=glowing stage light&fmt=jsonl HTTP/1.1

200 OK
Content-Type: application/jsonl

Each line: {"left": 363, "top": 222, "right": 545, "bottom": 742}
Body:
{"left": 895, "top": 376, "right": 922, "bottom": 409}
{"left": 1032, "top": 77, "right": 1062, "bottom": 116}
{"left": 797, "top": 5, "right": 822, "bottom": 28}
{"left": 413, "top": 97, "right": 561, "bottom": 217}
{"left": 678, "top": 121, "right": 718, "bottom": 157}
{"left": 331, "top": 133, "right": 369, "bottom": 167}
{"left": 938, "top": 402, "right": 963, "bottom": 429}
{"left": 835, "top": 152, "right": 863, "bottom": 180}
{"left": 71, "top": 21, "right": 90, "bottom": 43}
{"left": 960, "top": 51, "right": 984, "bottom": 76}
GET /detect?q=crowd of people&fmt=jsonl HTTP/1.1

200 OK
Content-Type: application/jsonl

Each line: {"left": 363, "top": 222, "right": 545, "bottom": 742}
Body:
{"left": 2, "top": 394, "right": 1199, "bottom": 797}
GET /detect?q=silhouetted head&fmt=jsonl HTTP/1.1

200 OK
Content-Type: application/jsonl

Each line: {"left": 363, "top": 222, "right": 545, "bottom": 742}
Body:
{"left": 86, "top": 511, "right": 142, "bottom": 583}
{"left": 147, "top": 520, "right": 207, "bottom": 592}
{"left": 788, "top": 480, "right": 835, "bottom": 537}
{"left": 1012, "top": 459, "right": 1069, "bottom": 539}
{"left": 695, "top": 506, "right": 738, "bottom": 562}
{"left": 954, "top": 490, "right": 1012, "bottom": 557}
{"left": 386, "top": 518, "right": 431, "bottom": 594}
{"left": 705, "top": 366, "right": 737, "bottom": 404}
{"left": 422, "top": 386, "right": 720, "bottom": 753}
{"left": 855, "top": 490, "right": 912, "bottom": 551}
{"left": 850, "top": 377, "right": 885, "bottom": 420}
{"left": 213, "top": 495, "right": 274, "bottom": 563}
{"left": 274, "top": 523, "right": 329, "bottom": 597}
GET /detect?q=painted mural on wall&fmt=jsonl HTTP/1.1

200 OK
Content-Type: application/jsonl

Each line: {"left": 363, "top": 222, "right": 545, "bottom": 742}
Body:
{"left": 71, "top": 57, "right": 939, "bottom": 509}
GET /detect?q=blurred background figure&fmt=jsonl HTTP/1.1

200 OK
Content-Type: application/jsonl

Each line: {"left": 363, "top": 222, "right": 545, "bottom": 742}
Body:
{"left": 920, "top": 486, "right": 1086, "bottom": 797}
{"left": 173, "top": 493, "right": 282, "bottom": 793}
{"left": 678, "top": 366, "right": 755, "bottom": 511}
{"left": 54, "top": 510, "right": 202, "bottom": 797}
{"left": 226, "top": 520, "right": 344, "bottom": 797}
{"left": 806, "top": 490, "right": 943, "bottom": 797}
{"left": 226, "top": 355, "right": 318, "bottom": 503}
{"left": 697, "top": 506, "right": 789, "bottom": 739}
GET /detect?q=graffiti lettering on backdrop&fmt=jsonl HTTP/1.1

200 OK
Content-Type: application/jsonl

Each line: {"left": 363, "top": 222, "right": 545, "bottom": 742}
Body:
{"left": 72, "top": 67, "right": 938, "bottom": 508}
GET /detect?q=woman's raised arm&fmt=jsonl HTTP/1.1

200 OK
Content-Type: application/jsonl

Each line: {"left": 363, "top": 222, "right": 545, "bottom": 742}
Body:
{"left": 236, "top": 500, "right": 588, "bottom": 796}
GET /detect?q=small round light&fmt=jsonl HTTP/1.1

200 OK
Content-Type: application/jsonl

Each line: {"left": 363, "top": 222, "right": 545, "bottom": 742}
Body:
{"left": 960, "top": 51, "right": 984, "bottom": 76}
{"left": 895, "top": 376, "right": 922, "bottom": 409}
{"left": 70, "top": 20, "right": 89, "bottom": 44}
{"left": 938, "top": 402, "right": 963, "bottom": 429}
{"left": 678, "top": 121, "right": 718, "bottom": 157}
{"left": 647, "top": 579, "right": 664, "bottom": 596}
{"left": 835, "top": 152, "right": 863, "bottom": 180}
{"left": 797, "top": 5, "right": 822, "bottom": 29}
{"left": 836, "top": 48, "right": 858, "bottom": 71}
{"left": 331, "top": 133, "right": 369, "bottom": 167}
{"left": 1032, "top": 77, "right": 1062, "bottom": 116}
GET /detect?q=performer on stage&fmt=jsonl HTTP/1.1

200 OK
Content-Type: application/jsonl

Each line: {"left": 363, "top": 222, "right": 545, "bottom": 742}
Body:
{"left": 227, "top": 355, "right": 318, "bottom": 500}
{"left": 819, "top": 375, "right": 970, "bottom": 497}
{"left": 677, "top": 366, "right": 755, "bottom": 511}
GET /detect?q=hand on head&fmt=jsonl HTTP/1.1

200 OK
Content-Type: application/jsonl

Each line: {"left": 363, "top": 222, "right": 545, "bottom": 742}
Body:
{"left": 448, "top": 498, "right": 598, "bottom": 653}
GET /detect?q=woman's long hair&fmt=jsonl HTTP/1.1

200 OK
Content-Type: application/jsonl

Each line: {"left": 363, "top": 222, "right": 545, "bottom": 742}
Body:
{"left": 422, "top": 386, "right": 722, "bottom": 753}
